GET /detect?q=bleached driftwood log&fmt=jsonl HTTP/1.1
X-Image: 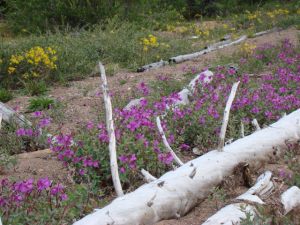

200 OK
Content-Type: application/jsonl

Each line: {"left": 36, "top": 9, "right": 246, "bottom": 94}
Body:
{"left": 253, "top": 28, "right": 278, "bottom": 37}
{"left": 169, "top": 49, "right": 209, "bottom": 63}
{"left": 173, "top": 70, "right": 213, "bottom": 107}
{"left": 124, "top": 97, "right": 145, "bottom": 110}
{"left": 137, "top": 29, "right": 278, "bottom": 72}
{"left": 216, "top": 35, "right": 247, "bottom": 50}
{"left": 156, "top": 116, "right": 184, "bottom": 166}
{"left": 169, "top": 35, "right": 247, "bottom": 63}
{"left": 99, "top": 62, "right": 124, "bottom": 197}
{"left": 74, "top": 109, "right": 300, "bottom": 225}
{"left": 123, "top": 70, "right": 213, "bottom": 109}
{"left": 206, "top": 38, "right": 232, "bottom": 50}
{"left": 137, "top": 60, "right": 169, "bottom": 72}
{"left": 202, "top": 183, "right": 300, "bottom": 224}
{"left": 0, "top": 102, "right": 31, "bottom": 127}
{"left": 202, "top": 171, "right": 274, "bottom": 225}
{"left": 218, "top": 81, "right": 240, "bottom": 151}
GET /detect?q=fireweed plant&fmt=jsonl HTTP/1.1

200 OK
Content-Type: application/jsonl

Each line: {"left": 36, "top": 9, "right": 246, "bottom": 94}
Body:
{"left": 0, "top": 177, "right": 68, "bottom": 224}
{"left": 47, "top": 39, "right": 299, "bottom": 190}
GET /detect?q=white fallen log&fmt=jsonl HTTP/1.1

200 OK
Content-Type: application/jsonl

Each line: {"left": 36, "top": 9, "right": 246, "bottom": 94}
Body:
{"left": 169, "top": 35, "right": 247, "bottom": 63}
{"left": 156, "top": 116, "right": 184, "bottom": 166}
{"left": 218, "top": 81, "right": 240, "bottom": 151}
{"left": 137, "top": 29, "right": 278, "bottom": 71}
{"left": 141, "top": 169, "right": 157, "bottom": 183}
{"left": 99, "top": 62, "right": 124, "bottom": 197}
{"left": 137, "top": 60, "right": 169, "bottom": 72}
{"left": 281, "top": 186, "right": 300, "bottom": 215}
{"left": 253, "top": 28, "right": 278, "bottom": 37}
{"left": 173, "top": 70, "right": 213, "bottom": 107}
{"left": 169, "top": 49, "right": 209, "bottom": 64}
{"left": 124, "top": 70, "right": 214, "bottom": 110}
{"left": 202, "top": 183, "right": 300, "bottom": 224}
{"left": 0, "top": 102, "right": 32, "bottom": 127}
{"left": 216, "top": 35, "right": 247, "bottom": 50}
{"left": 252, "top": 118, "right": 261, "bottom": 131}
{"left": 124, "top": 97, "right": 145, "bottom": 110}
{"left": 74, "top": 109, "right": 300, "bottom": 225}
{"left": 202, "top": 171, "right": 274, "bottom": 225}
{"left": 206, "top": 38, "right": 232, "bottom": 51}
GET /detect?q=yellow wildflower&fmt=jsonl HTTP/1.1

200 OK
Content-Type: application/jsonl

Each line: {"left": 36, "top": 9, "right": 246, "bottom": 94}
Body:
{"left": 8, "top": 67, "right": 16, "bottom": 74}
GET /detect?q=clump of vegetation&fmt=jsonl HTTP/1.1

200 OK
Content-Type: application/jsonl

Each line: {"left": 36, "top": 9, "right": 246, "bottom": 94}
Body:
{"left": 0, "top": 88, "right": 12, "bottom": 102}
{"left": 27, "top": 97, "right": 55, "bottom": 112}
{"left": 0, "top": 177, "right": 95, "bottom": 224}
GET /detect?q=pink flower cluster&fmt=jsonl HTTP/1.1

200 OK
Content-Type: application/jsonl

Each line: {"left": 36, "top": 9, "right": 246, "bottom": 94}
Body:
{"left": 0, "top": 177, "right": 67, "bottom": 210}
{"left": 49, "top": 134, "right": 100, "bottom": 176}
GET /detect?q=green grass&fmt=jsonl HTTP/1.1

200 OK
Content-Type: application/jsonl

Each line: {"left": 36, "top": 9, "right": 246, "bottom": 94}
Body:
{"left": 0, "top": 1, "right": 298, "bottom": 96}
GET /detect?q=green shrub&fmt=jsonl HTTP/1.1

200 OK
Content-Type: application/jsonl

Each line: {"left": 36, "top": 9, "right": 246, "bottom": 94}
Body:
{"left": 0, "top": 88, "right": 12, "bottom": 102}
{"left": 27, "top": 97, "right": 55, "bottom": 112}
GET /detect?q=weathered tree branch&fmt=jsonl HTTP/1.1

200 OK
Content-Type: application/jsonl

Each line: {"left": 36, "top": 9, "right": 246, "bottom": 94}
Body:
{"left": 218, "top": 81, "right": 240, "bottom": 151}
{"left": 99, "top": 62, "right": 124, "bottom": 197}
{"left": 156, "top": 116, "right": 184, "bottom": 166}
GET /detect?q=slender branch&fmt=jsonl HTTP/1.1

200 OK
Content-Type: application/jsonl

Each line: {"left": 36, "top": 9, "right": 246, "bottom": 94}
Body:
{"left": 99, "top": 62, "right": 124, "bottom": 197}
{"left": 252, "top": 118, "right": 261, "bottom": 131}
{"left": 218, "top": 81, "right": 240, "bottom": 151}
{"left": 0, "top": 113, "right": 2, "bottom": 130}
{"left": 156, "top": 116, "right": 184, "bottom": 166}
{"left": 240, "top": 121, "right": 245, "bottom": 138}
{"left": 141, "top": 169, "right": 157, "bottom": 183}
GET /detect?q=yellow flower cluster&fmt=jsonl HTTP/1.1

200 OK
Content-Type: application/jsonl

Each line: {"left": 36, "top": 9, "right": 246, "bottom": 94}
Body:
{"left": 266, "top": 9, "right": 289, "bottom": 18}
{"left": 195, "top": 27, "right": 210, "bottom": 38}
{"left": 240, "top": 42, "right": 256, "bottom": 56}
{"left": 141, "top": 35, "right": 159, "bottom": 52}
{"left": 7, "top": 46, "right": 57, "bottom": 79}
{"left": 246, "top": 10, "right": 261, "bottom": 20}
{"left": 25, "top": 46, "right": 57, "bottom": 69}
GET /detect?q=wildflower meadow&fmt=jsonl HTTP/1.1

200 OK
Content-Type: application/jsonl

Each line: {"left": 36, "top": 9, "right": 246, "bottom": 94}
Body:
{"left": 0, "top": 0, "right": 300, "bottom": 224}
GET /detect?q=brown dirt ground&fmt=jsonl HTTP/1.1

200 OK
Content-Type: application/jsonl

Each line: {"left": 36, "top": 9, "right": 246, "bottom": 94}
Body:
{"left": 2, "top": 27, "right": 300, "bottom": 224}
{"left": 0, "top": 149, "right": 71, "bottom": 184}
